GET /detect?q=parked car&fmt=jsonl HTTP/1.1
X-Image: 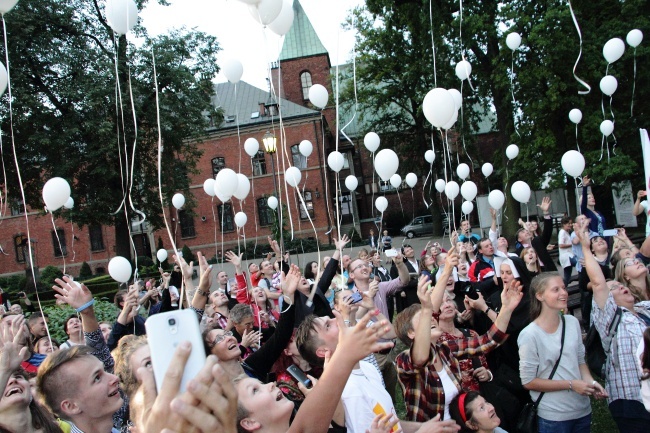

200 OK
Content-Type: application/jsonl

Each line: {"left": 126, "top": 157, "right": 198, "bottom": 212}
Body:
{"left": 401, "top": 214, "right": 449, "bottom": 238}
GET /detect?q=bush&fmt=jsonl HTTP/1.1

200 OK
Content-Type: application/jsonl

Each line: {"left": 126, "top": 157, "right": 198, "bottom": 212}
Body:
{"left": 0, "top": 275, "right": 26, "bottom": 293}
{"left": 40, "top": 299, "right": 120, "bottom": 342}
{"left": 181, "top": 244, "right": 196, "bottom": 265}
{"left": 79, "top": 262, "right": 93, "bottom": 280}
{"left": 40, "top": 265, "right": 63, "bottom": 287}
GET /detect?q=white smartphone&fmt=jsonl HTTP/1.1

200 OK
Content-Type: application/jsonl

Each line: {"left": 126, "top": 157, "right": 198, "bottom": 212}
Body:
{"left": 602, "top": 229, "right": 618, "bottom": 237}
{"left": 385, "top": 248, "right": 398, "bottom": 257}
{"left": 145, "top": 309, "right": 206, "bottom": 393}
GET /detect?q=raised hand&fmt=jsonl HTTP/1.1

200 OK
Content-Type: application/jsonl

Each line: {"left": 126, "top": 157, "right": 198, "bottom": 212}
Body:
{"left": 241, "top": 329, "right": 262, "bottom": 348}
{"left": 537, "top": 197, "right": 552, "bottom": 215}
{"left": 573, "top": 218, "right": 591, "bottom": 247}
{"left": 334, "top": 309, "right": 393, "bottom": 364}
{"left": 444, "top": 246, "right": 459, "bottom": 268}
{"left": 281, "top": 264, "right": 301, "bottom": 303}
{"left": 0, "top": 315, "right": 29, "bottom": 373}
{"left": 267, "top": 236, "right": 281, "bottom": 255}
{"left": 500, "top": 280, "right": 524, "bottom": 312}
{"left": 416, "top": 274, "right": 433, "bottom": 309}
{"left": 173, "top": 254, "right": 194, "bottom": 280}
{"left": 464, "top": 292, "right": 487, "bottom": 313}
{"left": 366, "top": 413, "right": 402, "bottom": 433}
{"left": 334, "top": 234, "right": 350, "bottom": 251}
{"left": 224, "top": 250, "right": 242, "bottom": 268}
{"left": 582, "top": 176, "right": 591, "bottom": 186}
{"left": 53, "top": 276, "right": 93, "bottom": 310}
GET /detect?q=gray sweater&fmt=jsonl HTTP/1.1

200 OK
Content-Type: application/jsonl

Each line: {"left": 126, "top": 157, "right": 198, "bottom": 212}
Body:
{"left": 518, "top": 314, "right": 591, "bottom": 421}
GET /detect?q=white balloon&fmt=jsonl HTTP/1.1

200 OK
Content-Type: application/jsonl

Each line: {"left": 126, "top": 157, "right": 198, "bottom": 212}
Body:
{"left": 327, "top": 151, "right": 345, "bottom": 172}
{"left": 481, "top": 163, "right": 493, "bottom": 177}
{"left": 234, "top": 174, "right": 251, "bottom": 200}
{"left": 390, "top": 174, "right": 402, "bottom": 189}
{"left": 244, "top": 137, "right": 259, "bottom": 157}
{"left": 238, "top": 0, "right": 261, "bottom": 4}
{"left": 603, "top": 38, "right": 625, "bottom": 63}
{"left": 511, "top": 181, "right": 531, "bottom": 203}
{"left": 448, "top": 88, "right": 462, "bottom": 110}
{"left": 460, "top": 181, "right": 478, "bottom": 201}
{"left": 308, "top": 84, "right": 328, "bottom": 109}
{"left": 156, "top": 249, "right": 168, "bottom": 262}
{"left": 0, "top": 0, "right": 19, "bottom": 14}
{"left": 375, "top": 196, "right": 388, "bottom": 213}
{"left": 105, "top": 0, "right": 138, "bottom": 35}
{"left": 234, "top": 212, "right": 248, "bottom": 227}
{"left": 569, "top": 108, "right": 582, "bottom": 124}
{"left": 442, "top": 110, "right": 459, "bottom": 130}
{"left": 247, "top": 0, "right": 283, "bottom": 25}
{"left": 203, "top": 179, "right": 216, "bottom": 197}
{"left": 364, "top": 132, "right": 380, "bottom": 152}
{"left": 268, "top": 0, "right": 294, "bottom": 36}
{"left": 172, "top": 193, "right": 185, "bottom": 209}
{"left": 267, "top": 196, "right": 278, "bottom": 210}
{"left": 216, "top": 190, "right": 231, "bottom": 203}
{"left": 108, "top": 256, "right": 132, "bottom": 283}
{"left": 627, "top": 29, "right": 643, "bottom": 48}
{"left": 345, "top": 175, "right": 358, "bottom": 191}
{"left": 299, "top": 140, "right": 313, "bottom": 157}
{"left": 445, "top": 181, "right": 460, "bottom": 200}
{"left": 374, "top": 149, "right": 399, "bottom": 181}
{"left": 561, "top": 150, "right": 586, "bottom": 178}
{"left": 506, "top": 32, "right": 522, "bottom": 50}
{"left": 506, "top": 144, "right": 519, "bottom": 160}
{"left": 425, "top": 150, "right": 435, "bottom": 164}
{"left": 599, "top": 75, "right": 618, "bottom": 96}
{"left": 215, "top": 168, "right": 239, "bottom": 197}
{"left": 488, "top": 190, "right": 505, "bottom": 209}
{"left": 423, "top": 88, "right": 455, "bottom": 128}
{"left": 42, "top": 177, "right": 71, "bottom": 212}
{"left": 0, "top": 62, "right": 7, "bottom": 98}
{"left": 64, "top": 197, "right": 74, "bottom": 210}
{"left": 285, "top": 166, "right": 302, "bottom": 187}
{"left": 600, "top": 119, "right": 614, "bottom": 137}
{"left": 222, "top": 58, "right": 244, "bottom": 84}
{"left": 405, "top": 173, "right": 418, "bottom": 188}
{"left": 461, "top": 201, "right": 474, "bottom": 215}
{"left": 455, "top": 60, "right": 472, "bottom": 80}
{"left": 456, "top": 163, "right": 470, "bottom": 180}
{"left": 435, "top": 179, "right": 446, "bottom": 193}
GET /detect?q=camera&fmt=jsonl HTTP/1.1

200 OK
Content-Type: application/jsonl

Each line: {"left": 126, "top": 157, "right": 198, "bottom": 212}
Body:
{"left": 460, "top": 284, "right": 481, "bottom": 300}
{"left": 168, "top": 318, "right": 176, "bottom": 326}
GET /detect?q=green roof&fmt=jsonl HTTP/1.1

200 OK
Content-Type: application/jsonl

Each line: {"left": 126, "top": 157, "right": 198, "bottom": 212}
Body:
{"left": 279, "top": 0, "right": 329, "bottom": 61}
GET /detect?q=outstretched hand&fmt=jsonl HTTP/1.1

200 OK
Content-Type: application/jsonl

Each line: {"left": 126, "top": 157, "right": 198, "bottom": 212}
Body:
{"left": 416, "top": 274, "right": 433, "bottom": 309}
{"left": 53, "top": 276, "right": 93, "bottom": 310}
{"left": 224, "top": 251, "right": 242, "bottom": 268}
{"left": 334, "top": 234, "right": 350, "bottom": 251}
{"left": 537, "top": 197, "right": 552, "bottom": 215}
{"left": 0, "top": 315, "right": 29, "bottom": 372}
{"left": 500, "top": 280, "right": 524, "bottom": 312}
{"left": 333, "top": 309, "right": 393, "bottom": 365}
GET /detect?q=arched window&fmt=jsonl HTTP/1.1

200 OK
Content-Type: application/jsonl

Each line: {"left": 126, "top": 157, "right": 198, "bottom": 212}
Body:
{"left": 300, "top": 71, "right": 313, "bottom": 100}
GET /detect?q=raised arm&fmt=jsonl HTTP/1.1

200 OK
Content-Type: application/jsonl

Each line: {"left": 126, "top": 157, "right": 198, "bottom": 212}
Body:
{"left": 432, "top": 248, "right": 458, "bottom": 313}
{"left": 575, "top": 219, "right": 608, "bottom": 309}
{"left": 581, "top": 176, "right": 590, "bottom": 214}
{"left": 537, "top": 197, "right": 553, "bottom": 247}
{"left": 331, "top": 234, "right": 350, "bottom": 261}
{"left": 191, "top": 252, "right": 213, "bottom": 311}
{"left": 494, "top": 280, "right": 524, "bottom": 333}
{"left": 412, "top": 275, "right": 435, "bottom": 367}
{"left": 391, "top": 251, "right": 410, "bottom": 285}
{"left": 633, "top": 190, "right": 647, "bottom": 216}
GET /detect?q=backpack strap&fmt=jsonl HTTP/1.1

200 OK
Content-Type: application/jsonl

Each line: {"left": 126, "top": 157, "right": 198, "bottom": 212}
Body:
{"left": 533, "top": 314, "right": 566, "bottom": 408}
{"left": 602, "top": 307, "right": 623, "bottom": 355}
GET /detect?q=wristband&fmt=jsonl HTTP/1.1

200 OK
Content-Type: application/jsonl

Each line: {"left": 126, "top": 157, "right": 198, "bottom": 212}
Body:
{"left": 484, "top": 306, "right": 491, "bottom": 315}
{"left": 569, "top": 380, "right": 573, "bottom": 391}
{"left": 487, "top": 370, "right": 494, "bottom": 382}
{"left": 76, "top": 299, "right": 95, "bottom": 313}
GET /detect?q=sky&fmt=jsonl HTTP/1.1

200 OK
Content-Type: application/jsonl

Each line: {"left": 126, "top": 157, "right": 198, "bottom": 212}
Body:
{"left": 140, "top": 0, "right": 365, "bottom": 89}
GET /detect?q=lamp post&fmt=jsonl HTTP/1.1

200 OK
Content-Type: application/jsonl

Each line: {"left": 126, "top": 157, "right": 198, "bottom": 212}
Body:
{"left": 262, "top": 131, "right": 282, "bottom": 245}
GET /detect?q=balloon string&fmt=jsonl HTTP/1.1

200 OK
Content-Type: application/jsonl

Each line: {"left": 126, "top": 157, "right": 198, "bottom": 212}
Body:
{"left": 575, "top": 124, "right": 580, "bottom": 152}
{"left": 50, "top": 213, "right": 66, "bottom": 275}
{"left": 510, "top": 52, "right": 520, "bottom": 138}
{"left": 371, "top": 151, "right": 377, "bottom": 230}
{"left": 411, "top": 188, "right": 415, "bottom": 221}
{"left": 339, "top": 50, "right": 357, "bottom": 148}
{"left": 334, "top": 37, "right": 342, "bottom": 244}
{"left": 608, "top": 95, "right": 615, "bottom": 122}
{"left": 567, "top": 0, "right": 591, "bottom": 94}
{"left": 429, "top": 0, "right": 437, "bottom": 87}
{"left": 611, "top": 132, "right": 617, "bottom": 156}
{"left": 631, "top": 48, "right": 637, "bottom": 117}
{"left": 0, "top": 126, "right": 7, "bottom": 220}
{"left": 236, "top": 84, "right": 242, "bottom": 174}
{"left": 250, "top": 158, "right": 258, "bottom": 259}
{"left": 153, "top": 48, "right": 180, "bottom": 262}
{"left": 423, "top": 166, "right": 431, "bottom": 208}
{"left": 211, "top": 196, "right": 220, "bottom": 269}
{"left": 320, "top": 112, "right": 334, "bottom": 235}
{"left": 396, "top": 187, "right": 404, "bottom": 218}
{"left": 599, "top": 135, "right": 605, "bottom": 162}
{"left": 70, "top": 220, "right": 76, "bottom": 263}
{"left": 109, "top": 34, "right": 128, "bottom": 216}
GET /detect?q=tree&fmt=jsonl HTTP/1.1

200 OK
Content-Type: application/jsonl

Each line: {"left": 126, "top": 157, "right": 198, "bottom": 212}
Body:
{"left": 78, "top": 262, "right": 93, "bottom": 280}
{"left": 1, "top": 0, "right": 221, "bottom": 259}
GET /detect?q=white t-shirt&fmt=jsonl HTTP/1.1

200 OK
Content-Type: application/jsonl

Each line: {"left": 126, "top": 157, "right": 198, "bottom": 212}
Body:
{"left": 558, "top": 229, "right": 574, "bottom": 268}
{"left": 641, "top": 201, "right": 650, "bottom": 237}
{"left": 636, "top": 338, "right": 650, "bottom": 412}
{"left": 342, "top": 360, "right": 402, "bottom": 433}
{"left": 438, "top": 368, "right": 459, "bottom": 420}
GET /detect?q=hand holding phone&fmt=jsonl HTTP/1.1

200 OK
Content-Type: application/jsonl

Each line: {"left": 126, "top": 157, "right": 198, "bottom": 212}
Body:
{"left": 385, "top": 249, "right": 398, "bottom": 258}
{"left": 287, "top": 364, "right": 313, "bottom": 389}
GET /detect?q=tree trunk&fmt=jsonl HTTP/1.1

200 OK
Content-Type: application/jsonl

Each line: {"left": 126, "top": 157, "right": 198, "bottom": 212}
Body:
{"left": 114, "top": 216, "right": 133, "bottom": 260}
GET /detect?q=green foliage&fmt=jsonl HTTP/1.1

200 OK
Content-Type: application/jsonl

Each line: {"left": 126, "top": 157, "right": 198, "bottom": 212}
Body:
{"left": 78, "top": 262, "right": 93, "bottom": 280}
{"left": 41, "top": 300, "right": 120, "bottom": 342}
{"left": 39, "top": 266, "right": 63, "bottom": 288}
{"left": 0, "top": 275, "right": 26, "bottom": 293}
{"left": 347, "top": 228, "right": 363, "bottom": 243}
{"left": 181, "top": 245, "right": 196, "bottom": 265}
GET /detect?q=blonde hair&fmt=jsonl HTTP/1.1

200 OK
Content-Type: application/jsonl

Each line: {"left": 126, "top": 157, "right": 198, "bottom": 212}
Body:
{"left": 614, "top": 260, "right": 650, "bottom": 302}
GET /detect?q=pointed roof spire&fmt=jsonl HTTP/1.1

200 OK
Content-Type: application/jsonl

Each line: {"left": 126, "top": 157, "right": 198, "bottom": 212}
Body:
{"left": 279, "top": 0, "right": 329, "bottom": 61}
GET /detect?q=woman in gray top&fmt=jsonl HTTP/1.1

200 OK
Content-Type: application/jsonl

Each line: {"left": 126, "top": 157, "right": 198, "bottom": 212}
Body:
{"left": 518, "top": 273, "right": 607, "bottom": 433}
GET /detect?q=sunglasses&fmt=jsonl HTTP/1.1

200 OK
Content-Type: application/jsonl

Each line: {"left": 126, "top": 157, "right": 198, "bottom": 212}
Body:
{"left": 212, "top": 330, "right": 233, "bottom": 346}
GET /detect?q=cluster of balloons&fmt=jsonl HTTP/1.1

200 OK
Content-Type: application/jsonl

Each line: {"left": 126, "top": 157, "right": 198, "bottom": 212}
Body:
{"left": 241, "top": 0, "right": 294, "bottom": 35}
{"left": 42, "top": 177, "right": 72, "bottom": 212}
{"left": 422, "top": 87, "right": 462, "bottom": 130}
{"left": 105, "top": 0, "right": 138, "bottom": 35}
{"left": 602, "top": 31, "right": 643, "bottom": 64}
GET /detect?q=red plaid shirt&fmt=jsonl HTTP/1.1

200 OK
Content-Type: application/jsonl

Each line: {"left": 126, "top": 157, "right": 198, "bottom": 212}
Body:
{"left": 396, "top": 324, "right": 507, "bottom": 422}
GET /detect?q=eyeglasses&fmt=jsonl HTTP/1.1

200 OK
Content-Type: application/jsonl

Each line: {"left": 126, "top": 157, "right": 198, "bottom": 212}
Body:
{"left": 352, "top": 262, "right": 371, "bottom": 272}
{"left": 624, "top": 259, "right": 641, "bottom": 268}
{"left": 212, "top": 330, "right": 233, "bottom": 346}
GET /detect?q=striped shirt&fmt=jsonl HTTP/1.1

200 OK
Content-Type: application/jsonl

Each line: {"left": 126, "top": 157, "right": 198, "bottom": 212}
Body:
{"left": 592, "top": 293, "right": 650, "bottom": 403}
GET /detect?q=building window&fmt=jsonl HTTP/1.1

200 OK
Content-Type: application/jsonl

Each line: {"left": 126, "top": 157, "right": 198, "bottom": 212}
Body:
{"left": 300, "top": 71, "right": 313, "bottom": 100}
{"left": 291, "top": 145, "right": 307, "bottom": 169}
{"left": 52, "top": 229, "right": 67, "bottom": 258}
{"left": 13, "top": 234, "right": 26, "bottom": 263}
{"left": 10, "top": 199, "right": 23, "bottom": 216}
{"left": 252, "top": 151, "right": 267, "bottom": 176}
{"left": 257, "top": 197, "right": 275, "bottom": 227}
{"left": 211, "top": 157, "right": 225, "bottom": 177}
{"left": 89, "top": 225, "right": 105, "bottom": 252}
{"left": 299, "top": 191, "right": 314, "bottom": 220}
{"left": 178, "top": 210, "right": 196, "bottom": 238}
{"left": 217, "top": 204, "right": 234, "bottom": 232}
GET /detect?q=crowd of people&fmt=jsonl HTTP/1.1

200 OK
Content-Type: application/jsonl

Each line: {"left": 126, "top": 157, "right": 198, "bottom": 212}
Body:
{"left": 1, "top": 176, "right": 650, "bottom": 433}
